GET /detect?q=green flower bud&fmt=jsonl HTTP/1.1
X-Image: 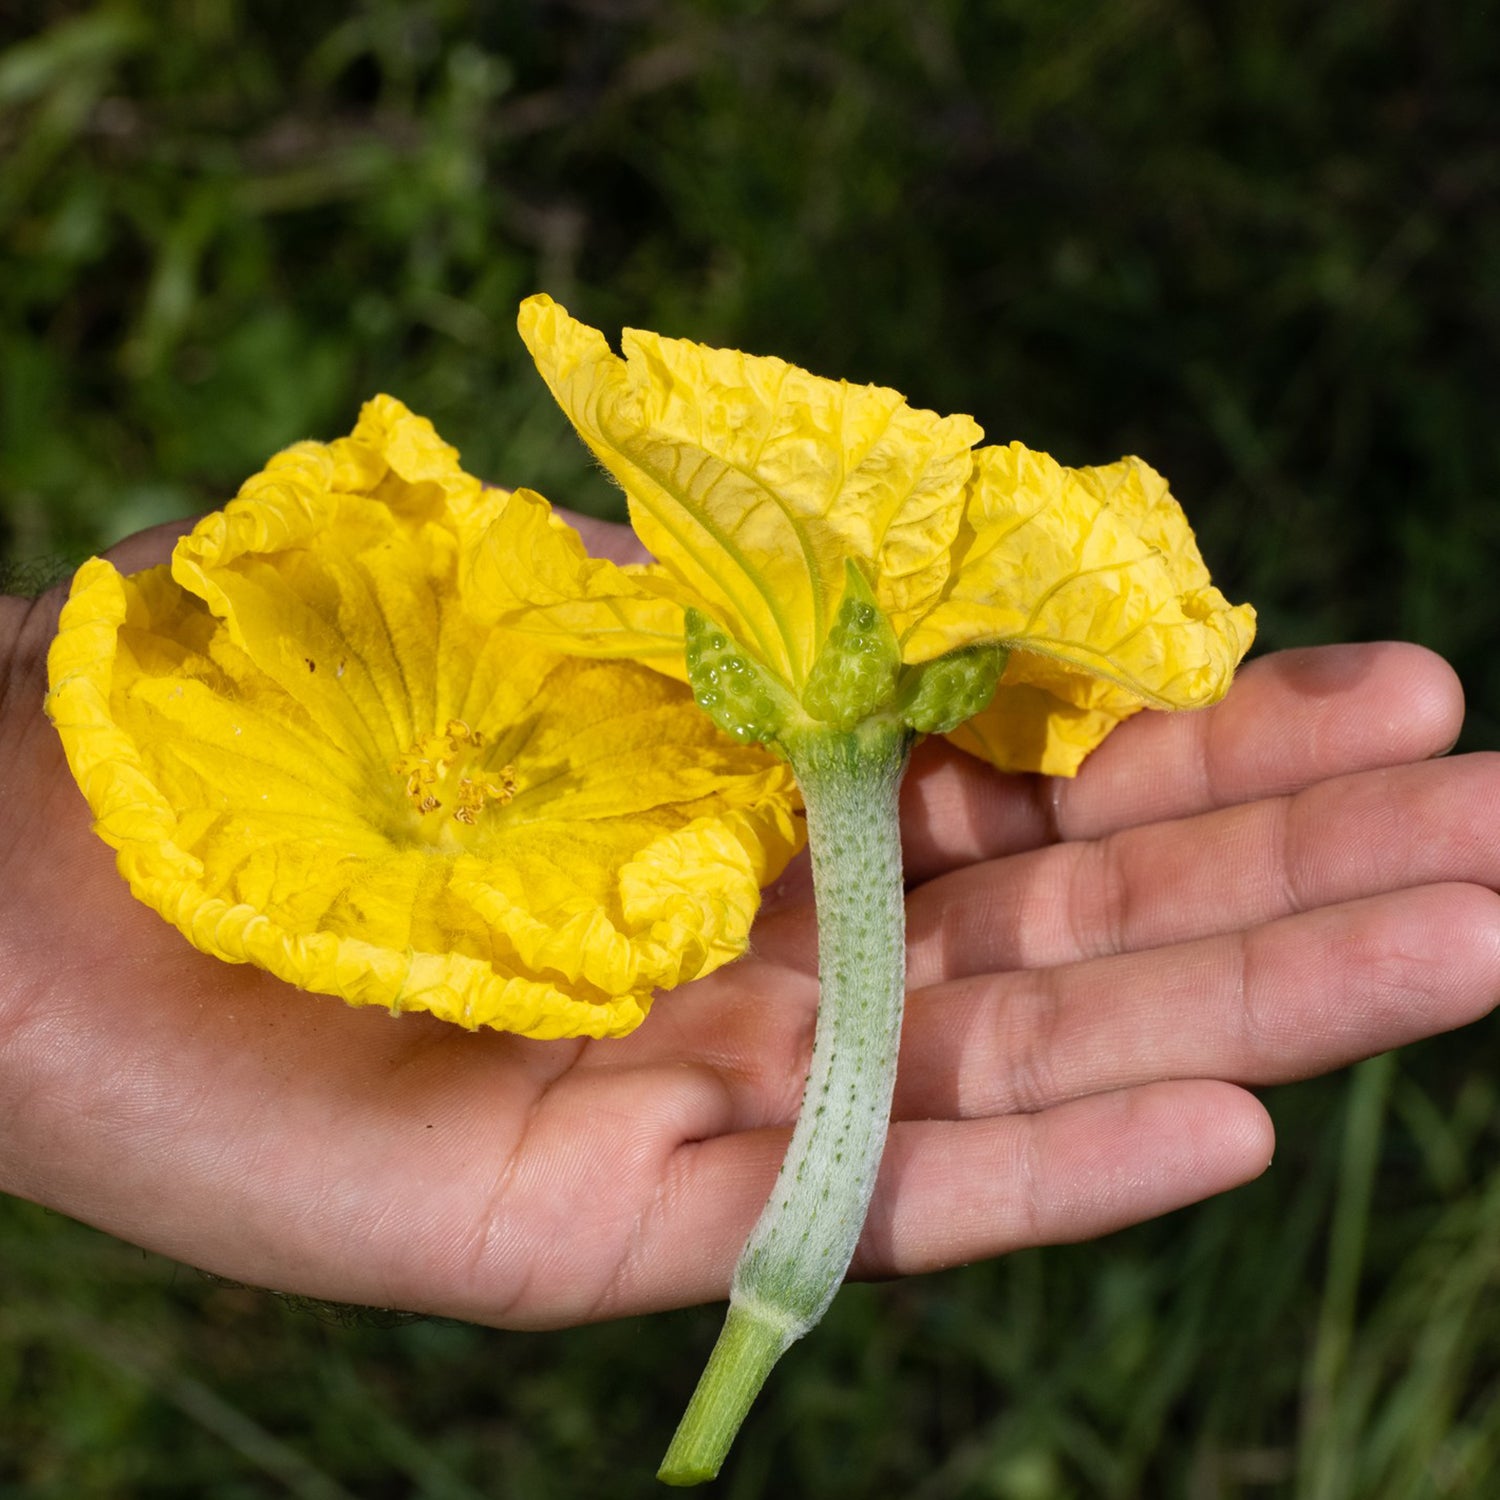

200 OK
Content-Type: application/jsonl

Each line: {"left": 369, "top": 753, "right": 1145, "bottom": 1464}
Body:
{"left": 684, "top": 609, "right": 791, "bottom": 746}
{"left": 898, "top": 644, "right": 1010, "bottom": 735}
{"left": 802, "top": 562, "right": 901, "bottom": 731}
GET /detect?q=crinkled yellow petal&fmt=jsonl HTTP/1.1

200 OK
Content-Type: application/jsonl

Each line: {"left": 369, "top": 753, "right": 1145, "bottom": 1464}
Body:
{"left": 943, "top": 655, "right": 1146, "bottom": 777}
{"left": 517, "top": 294, "right": 983, "bottom": 689}
{"left": 462, "top": 485, "right": 695, "bottom": 679}
{"left": 909, "top": 444, "right": 1256, "bottom": 708}
{"left": 46, "top": 397, "right": 803, "bottom": 1040}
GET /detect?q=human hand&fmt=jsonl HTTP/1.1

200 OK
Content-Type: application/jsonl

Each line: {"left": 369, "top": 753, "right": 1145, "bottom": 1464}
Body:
{"left": 1, "top": 519, "right": 1495, "bottom": 1330}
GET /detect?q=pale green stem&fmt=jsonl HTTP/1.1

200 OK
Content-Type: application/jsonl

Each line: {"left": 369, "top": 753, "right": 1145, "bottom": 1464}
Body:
{"left": 659, "top": 720, "right": 912, "bottom": 1486}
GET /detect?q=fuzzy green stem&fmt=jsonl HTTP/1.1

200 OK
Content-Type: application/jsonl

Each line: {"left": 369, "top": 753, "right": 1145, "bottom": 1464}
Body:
{"left": 659, "top": 720, "right": 912, "bottom": 1485}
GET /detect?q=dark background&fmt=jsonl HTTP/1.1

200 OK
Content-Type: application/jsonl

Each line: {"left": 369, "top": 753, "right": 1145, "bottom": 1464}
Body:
{"left": 3, "top": 3, "right": 1499, "bottom": 1495}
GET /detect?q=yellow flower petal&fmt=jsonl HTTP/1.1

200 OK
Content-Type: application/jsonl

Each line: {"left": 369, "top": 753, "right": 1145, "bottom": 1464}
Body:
{"left": 462, "top": 484, "right": 694, "bottom": 677}
{"left": 47, "top": 398, "right": 803, "bottom": 1039}
{"left": 907, "top": 443, "right": 1256, "bottom": 709}
{"left": 517, "top": 294, "right": 983, "bottom": 690}
{"left": 511, "top": 302, "right": 1253, "bottom": 778}
{"left": 943, "top": 655, "right": 1146, "bottom": 777}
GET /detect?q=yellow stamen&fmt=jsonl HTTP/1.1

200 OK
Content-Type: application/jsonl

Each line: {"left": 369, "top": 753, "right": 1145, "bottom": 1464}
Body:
{"left": 393, "top": 724, "right": 516, "bottom": 825}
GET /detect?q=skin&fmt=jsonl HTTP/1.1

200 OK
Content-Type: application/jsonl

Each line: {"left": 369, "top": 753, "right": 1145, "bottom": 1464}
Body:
{"left": 1, "top": 517, "right": 1498, "bottom": 1332}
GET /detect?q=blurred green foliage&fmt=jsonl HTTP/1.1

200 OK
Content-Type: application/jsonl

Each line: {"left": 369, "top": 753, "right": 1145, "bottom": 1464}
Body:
{"left": 9, "top": 1054, "right": 1500, "bottom": 1498}
{"left": 5, "top": 0, "right": 1499, "bottom": 741}
{"left": 4, "top": 1, "right": 1500, "bottom": 1495}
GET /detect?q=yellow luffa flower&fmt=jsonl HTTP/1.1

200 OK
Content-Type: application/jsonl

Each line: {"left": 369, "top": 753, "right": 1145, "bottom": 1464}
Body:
{"left": 46, "top": 396, "right": 802, "bottom": 1039}
{"left": 468, "top": 295, "right": 1255, "bottom": 774}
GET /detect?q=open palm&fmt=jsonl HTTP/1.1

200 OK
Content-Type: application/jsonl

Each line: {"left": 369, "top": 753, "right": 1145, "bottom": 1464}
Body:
{"left": 2, "top": 519, "right": 1496, "bottom": 1332}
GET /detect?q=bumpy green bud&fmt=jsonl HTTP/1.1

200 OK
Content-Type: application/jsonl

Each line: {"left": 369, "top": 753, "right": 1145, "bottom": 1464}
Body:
{"left": 802, "top": 562, "right": 901, "bottom": 731}
{"left": 898, "top": 644, "right": 1010, "bottom": 734}
{"left": 683, "top": 609, "right": 790, "bottom": 746}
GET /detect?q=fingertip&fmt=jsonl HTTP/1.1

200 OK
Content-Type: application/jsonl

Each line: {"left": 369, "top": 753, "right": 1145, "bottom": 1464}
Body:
{"left": 1184, "top": 641, "right": 1468, "bottom": 819}
{"left": 1214, "top": 1083, "right": 1277, "bottom": 1185}
{"left": 1122, "top": 1079, "right": 1275, "bottom": 1202}
{"left": 1386, "top": 642, "right": 1466, "bottom": 757}
{"left": 1412, "top": 882, "right": 1500, "bottom": 1029}
{"left": 1253, "top": 641, "right": 1464, "bottom": 763}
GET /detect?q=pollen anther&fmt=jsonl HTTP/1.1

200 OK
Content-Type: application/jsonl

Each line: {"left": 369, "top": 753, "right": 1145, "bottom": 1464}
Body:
{"left": 393, "top": 725, "right": 516, "bottom": 826}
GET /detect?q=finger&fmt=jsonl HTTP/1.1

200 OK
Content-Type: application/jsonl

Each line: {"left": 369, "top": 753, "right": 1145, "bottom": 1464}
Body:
{"left": 581, "top": 755, "right": 1500, "bottom": 1130}
{"left": 905, "top": 751, "right": 1500, "bottom": 983}
{"left": 562, "top": 507, "right": 649, "bottom": 566}
{"left": 900, "top": 643, "right": 1465, "bottom": 883}
{"left": 562, "top": 953, "right": 823, "bottom": 1133}
{"left": 3, "top": 520, "right": 197, "bottom": 682}
{"left": 895, "top": 883, "right": 1500, "bottom": 1123}
{"left": 1, "top": 953, "right": 727, "bottom": 1335}
{"left": 103, "top": 518, "right": 194, "bottom": 575}
{"left": 593, "top": 1079, "right": 1271, "bottom": 1314}
{"left": 853, "top": 1080, "right": 1273, "bottom": 1280}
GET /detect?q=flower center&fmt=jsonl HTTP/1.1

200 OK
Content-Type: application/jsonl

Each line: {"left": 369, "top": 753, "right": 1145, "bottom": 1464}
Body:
{"left": 392, "top": 719, "right": 517, "bottom": 830}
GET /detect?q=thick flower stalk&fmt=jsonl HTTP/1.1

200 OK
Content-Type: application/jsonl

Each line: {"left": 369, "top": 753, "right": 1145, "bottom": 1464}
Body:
{"left": 473, "top": 297, "right": 1258, "bottom": 1482}
{"left": 46, "top": 396, "right": 803, "bottom": 1039}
